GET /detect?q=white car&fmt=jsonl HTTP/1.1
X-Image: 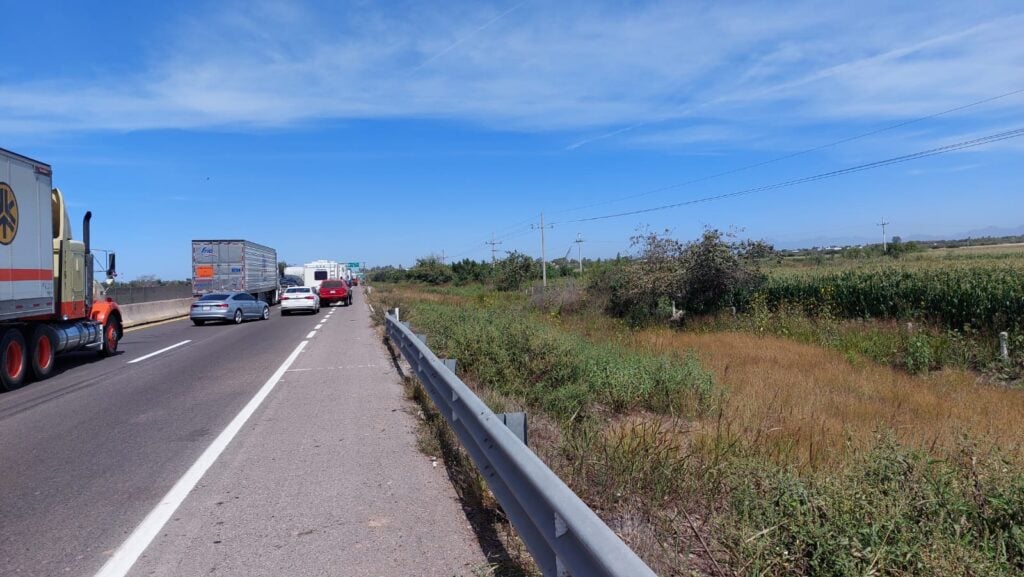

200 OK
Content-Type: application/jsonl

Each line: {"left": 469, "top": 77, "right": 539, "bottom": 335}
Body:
{"left": 280, "top": 286, "right": 320, "bottom": 315}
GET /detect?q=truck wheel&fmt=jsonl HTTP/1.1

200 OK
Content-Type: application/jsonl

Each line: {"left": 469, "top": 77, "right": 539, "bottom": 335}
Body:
{"left": 233, "top": 309, "right": 244, "bottom": 324}
{"left": 29, "top": 325, "right": 57, "bottom": 381}
{"left": 100, "top": 317, "right": 122, "bottom": 357}
{"left": 1, "top": 329, "right": 28, "bottom": 391}
{"left": 261, "top": 306, "right": 270, "bottom": 320}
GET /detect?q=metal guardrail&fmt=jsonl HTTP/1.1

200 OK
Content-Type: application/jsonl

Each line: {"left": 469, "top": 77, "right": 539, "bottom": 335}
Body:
{"left": 385, "top": 310, "right": 658, "bottom": 577}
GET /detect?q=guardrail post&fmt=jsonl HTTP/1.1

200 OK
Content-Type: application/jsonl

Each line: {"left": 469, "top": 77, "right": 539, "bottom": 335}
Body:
{"left": 442, "top": 358, "right": 457, "bottom": 373}
{"left": 497, "top": 412, "right": 528, "bottom": 446}
{"left": 1000, "top": 331, "right": 1009, "bottom": 361}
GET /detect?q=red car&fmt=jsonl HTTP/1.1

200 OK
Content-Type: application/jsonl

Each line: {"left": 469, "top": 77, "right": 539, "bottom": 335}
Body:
{"left": 318, "top": 279, "right": 352, "bottom": 307}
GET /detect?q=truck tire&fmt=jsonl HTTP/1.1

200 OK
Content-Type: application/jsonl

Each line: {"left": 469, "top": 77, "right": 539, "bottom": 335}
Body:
{"left": 1, "top": 329, "right": 28, "bottom": 391}
{"left": 233, "top": 309, "right": 244, "bottom": 324}
{"left": 29, "top": 325, "right": 57, "bottom": 381}
{"left": 100, "top": 316, "right": 122, "bottom": 357}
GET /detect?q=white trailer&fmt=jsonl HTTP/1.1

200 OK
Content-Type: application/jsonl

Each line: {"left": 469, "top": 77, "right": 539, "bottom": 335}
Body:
{"left": 303, "top": 260, "right": 344, "bottom": 290}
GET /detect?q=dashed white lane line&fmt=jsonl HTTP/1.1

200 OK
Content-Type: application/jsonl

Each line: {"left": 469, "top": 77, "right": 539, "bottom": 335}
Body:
{"left": 127, "top": 340, "right": 191, "bottom": 364}
{"left": 95, "top": 339, "right": 309, "bottom": 577}
{"left": 306, "top": 330, "right": 317, "bottom": 339}
{"left": 315, "top": 324, "right": 324, "bottom": 330}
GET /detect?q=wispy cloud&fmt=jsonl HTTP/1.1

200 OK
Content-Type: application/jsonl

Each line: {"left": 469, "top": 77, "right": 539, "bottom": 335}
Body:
{"left": 1, "top": 0, "right": 1022, "bottom": 147}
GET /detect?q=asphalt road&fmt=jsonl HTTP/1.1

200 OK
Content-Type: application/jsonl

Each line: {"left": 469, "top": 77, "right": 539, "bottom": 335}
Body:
{"left": 0, "top": 290, "right": 485, "bottom": 576}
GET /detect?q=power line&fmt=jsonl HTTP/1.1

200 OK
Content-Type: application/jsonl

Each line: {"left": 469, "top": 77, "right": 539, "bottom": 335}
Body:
{"left": 549, "top": 87, "right": 1024, "bottom": 217}
{"left": 554, "top": 126, "right": 1024, "bottom": 224}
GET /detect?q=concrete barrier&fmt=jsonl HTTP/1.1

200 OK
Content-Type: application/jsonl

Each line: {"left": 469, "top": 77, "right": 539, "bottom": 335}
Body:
{"left": 120, "top": 297, "right": 195, "bottom": 328}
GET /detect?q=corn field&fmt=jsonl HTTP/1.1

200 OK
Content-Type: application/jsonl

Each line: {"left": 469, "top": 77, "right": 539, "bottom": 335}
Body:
{"left": 761, "top": 264, "right": 1024, "bottom": 333}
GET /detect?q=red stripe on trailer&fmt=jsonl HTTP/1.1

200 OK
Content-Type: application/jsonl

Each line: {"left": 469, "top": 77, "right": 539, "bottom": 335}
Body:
{"left": 0, "top": 268, "right": 52, "bottom": 281}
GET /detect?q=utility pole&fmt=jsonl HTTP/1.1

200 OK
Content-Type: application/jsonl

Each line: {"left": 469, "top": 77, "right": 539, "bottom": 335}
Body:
{"left": 877, "top": 218, "right": 890, "bottom": 253}
{"left": 485, "top": 233, "right": 503, "bottom": 265}
{"left": 440, "top": 249, "right": 446, "bottom": 265}
{"left": 532, "top": 213, "right": 554, "bottom": 287}
{"left": 574, "top": 233, "right": 584, "bottom": 274}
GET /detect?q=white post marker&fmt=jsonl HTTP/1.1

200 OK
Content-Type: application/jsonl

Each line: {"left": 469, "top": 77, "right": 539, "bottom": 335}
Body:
{"left": 94, "top": 340, "right": 309, "bottom": 577}
{"left": 127, "top": 340, "right": 191, "bottom": 364}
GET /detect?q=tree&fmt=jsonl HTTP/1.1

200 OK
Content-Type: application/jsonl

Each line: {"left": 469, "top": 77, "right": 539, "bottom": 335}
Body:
{"left": 494, "top": 251, "right": 537, "bottom": 291}
{"left": 409, "top": 255, "right": 452, "bottom": 284}
{"left": 599, "top": 228, "right": 768, "bottom": 324}
{"left": 451, "top": 258, "right": 492, "bottom": 285}
{"left": 278, "top": 261, "right": 288, "bottom": 277}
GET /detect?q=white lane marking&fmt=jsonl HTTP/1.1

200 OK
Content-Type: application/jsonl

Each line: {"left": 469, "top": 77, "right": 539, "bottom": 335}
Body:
{"left": 127, "top": 340, "right": 191, "bottom": 365}
{"left": 315, "top": 324, "right": 323, "bottom": 330}
{"left": 94, "top": 340, "right": 309, "bottom": 577}
{"left": 287, "top": 364, "right": 380, "bottom": 372}
{"left": 306, "top": 330, "right": 317, "bottom": 339}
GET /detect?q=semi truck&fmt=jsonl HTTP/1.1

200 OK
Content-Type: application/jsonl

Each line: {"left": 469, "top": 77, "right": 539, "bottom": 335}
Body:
{"left": 0, "top": 148, "right": 121, "bottom": 391}
{"left": 192, "top": 240, "right": 279, "bottom": 304}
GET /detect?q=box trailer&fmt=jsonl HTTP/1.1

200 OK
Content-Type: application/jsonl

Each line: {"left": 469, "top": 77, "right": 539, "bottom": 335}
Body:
{"left": 0, "top": 147, "right": 121, "bottom": 391}
{"left": 192, "top": 240, "right": 279, "bottom": 304}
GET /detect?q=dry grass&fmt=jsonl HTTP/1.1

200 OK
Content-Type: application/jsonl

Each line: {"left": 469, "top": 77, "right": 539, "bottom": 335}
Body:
{"left": 631, "top": 327, "right": 1024, "bottom": 468}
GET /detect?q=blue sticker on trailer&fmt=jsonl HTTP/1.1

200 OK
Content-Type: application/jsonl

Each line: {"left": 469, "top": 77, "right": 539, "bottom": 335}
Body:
{"left": 231, "top": 267, "right": 241, "bottom": 273}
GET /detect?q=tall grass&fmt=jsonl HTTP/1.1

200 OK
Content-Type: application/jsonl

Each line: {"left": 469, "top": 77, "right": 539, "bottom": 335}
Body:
{"left": 371, "top": 283, "right": 1024, "bottom": 576}
{"left": 404, "top": 300, "right": 716, "bottom": 421}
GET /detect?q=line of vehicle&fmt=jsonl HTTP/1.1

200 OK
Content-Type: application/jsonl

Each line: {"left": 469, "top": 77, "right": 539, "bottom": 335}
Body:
{"left": 93, "top": 339, "right": 310, "bottom": 577}
{"left": 126, "top": 340, "right": 192, "bottom": 365}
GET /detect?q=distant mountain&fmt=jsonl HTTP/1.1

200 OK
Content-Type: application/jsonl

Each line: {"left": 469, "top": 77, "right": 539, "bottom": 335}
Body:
{"left": 906, "top": 225, "right": 1024, "bottom": 242}
{"left": 775, "top": 225, "right": 1024, "bottom": 250}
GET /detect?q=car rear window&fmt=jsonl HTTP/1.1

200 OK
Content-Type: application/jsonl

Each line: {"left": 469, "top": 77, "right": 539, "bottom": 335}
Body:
{"left": 321, "top": 280, "right": 345, "bottom": 288}
{"left": 314, "top": 270, "right": 328, "bottom": 280}
{"left": 286, "top": 287, "right": 310, "bottom": 293}
{"left": 199, "top": 293, "right": 230, "bottom": 301}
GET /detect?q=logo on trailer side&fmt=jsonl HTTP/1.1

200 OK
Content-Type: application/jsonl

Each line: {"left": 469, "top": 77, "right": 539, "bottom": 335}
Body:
{"left": 0, "top": 183, "right": 18, "bottom": 245}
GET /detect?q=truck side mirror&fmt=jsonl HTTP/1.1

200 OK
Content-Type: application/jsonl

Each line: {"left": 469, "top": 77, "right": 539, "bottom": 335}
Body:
{"left": 106, "top": 253, "right": 117, "bottom": 279}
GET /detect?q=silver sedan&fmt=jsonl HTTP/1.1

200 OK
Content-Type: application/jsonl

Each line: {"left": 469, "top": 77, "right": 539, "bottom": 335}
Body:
{"left": 190, "top": 292, "right": 271, "bottom": 326}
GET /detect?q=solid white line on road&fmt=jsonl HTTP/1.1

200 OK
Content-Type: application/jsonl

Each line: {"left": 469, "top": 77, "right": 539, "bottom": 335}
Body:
{"left": 126, "top": 340, "right": 191, "bottom": 364}
{"left": 94, "top": 340, "right": 309, "bottom": 577}
{"left": 306, "top": 330, "right": 317, "bottom": 339}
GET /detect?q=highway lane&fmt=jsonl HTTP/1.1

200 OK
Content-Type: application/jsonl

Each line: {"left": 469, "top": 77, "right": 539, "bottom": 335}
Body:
{"left": 0, "top": 300, "right": 333, "bottom": 576}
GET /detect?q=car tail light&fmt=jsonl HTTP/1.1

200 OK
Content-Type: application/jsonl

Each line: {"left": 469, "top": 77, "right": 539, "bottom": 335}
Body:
{"left": 280, "top": 296, "right": 290, "bottom": 300}
{"left": 217, "top": 303, "right": 229, "bottom": 309}
{"left": 304, "top": 296, "right": 315, "bottom": 300}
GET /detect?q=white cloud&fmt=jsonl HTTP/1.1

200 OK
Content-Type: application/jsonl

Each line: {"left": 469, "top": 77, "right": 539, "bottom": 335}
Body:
{"left": 1, "top": 0, "right": 1022, "bottom": 148}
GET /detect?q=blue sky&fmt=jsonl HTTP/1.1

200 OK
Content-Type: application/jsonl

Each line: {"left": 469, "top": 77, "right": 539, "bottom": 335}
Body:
{"left": 2, "top": 0, "right": 1023, "bottom": 279}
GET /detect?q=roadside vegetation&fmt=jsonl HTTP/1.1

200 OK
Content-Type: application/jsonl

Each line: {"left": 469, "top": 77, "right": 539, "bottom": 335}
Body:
{"left": 367, "top": 233, "right": 1024, "bottom": 576}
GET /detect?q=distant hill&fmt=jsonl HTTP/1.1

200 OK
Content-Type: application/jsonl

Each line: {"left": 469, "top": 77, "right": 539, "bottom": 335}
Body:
{"left": 776, "top": 225, "right": 1024, "bottom": 251}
